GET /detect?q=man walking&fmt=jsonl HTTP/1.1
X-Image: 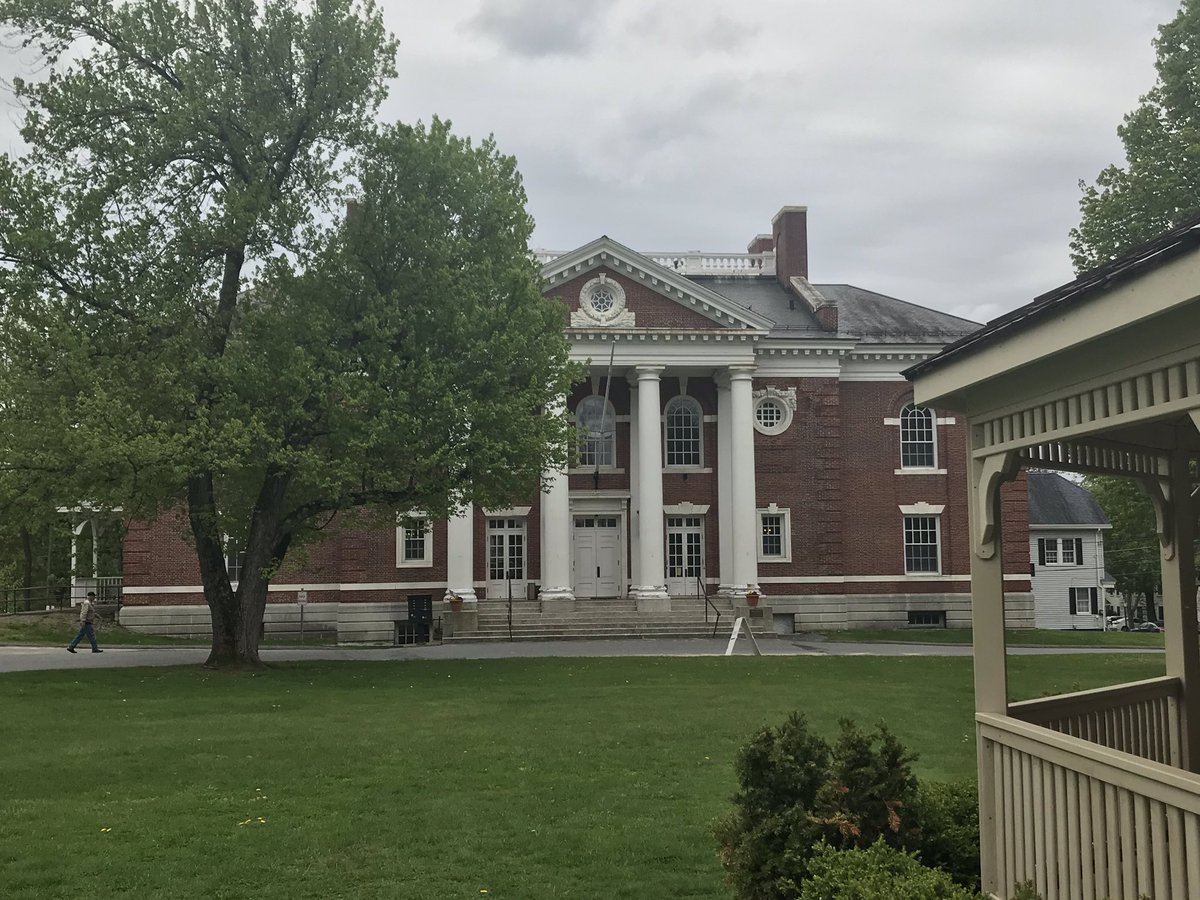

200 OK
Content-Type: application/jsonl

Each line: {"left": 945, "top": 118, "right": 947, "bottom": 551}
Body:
{"left": 67, "top": 591, "right": 103, "bottom": 654}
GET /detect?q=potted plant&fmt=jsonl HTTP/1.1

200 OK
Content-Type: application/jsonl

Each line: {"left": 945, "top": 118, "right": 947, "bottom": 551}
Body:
{"left": 446, "top": 592, "right": 464, "bottom": 613}
{"left": 745, "top": 590, "right": 760, "bottom": 608}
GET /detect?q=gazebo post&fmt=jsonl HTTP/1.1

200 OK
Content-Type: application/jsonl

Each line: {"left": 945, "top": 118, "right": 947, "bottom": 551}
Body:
{"left": 967, "top": 431, "right": 1015, "bottom": 896}
{"left": 1159, "top": 435, "right": 1200, "bottom": 772}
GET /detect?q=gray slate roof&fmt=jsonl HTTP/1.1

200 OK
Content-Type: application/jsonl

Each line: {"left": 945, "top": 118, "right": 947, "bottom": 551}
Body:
{"left": 688, "top": 276, "right": 980, "bottom": 343}
{"left": 1027, "top": 472, "right": 1110, "bottom": 527}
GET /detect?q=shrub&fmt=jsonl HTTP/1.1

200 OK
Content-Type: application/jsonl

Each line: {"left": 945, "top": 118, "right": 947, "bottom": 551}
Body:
{"left": 798, "top": 840, "right": 985, "bottom": 899}
{"left": 713, "top": 714, "right": 922, "bottom": 899}
{"left": 910, "top": 779, "right": 981, "bottom": 891}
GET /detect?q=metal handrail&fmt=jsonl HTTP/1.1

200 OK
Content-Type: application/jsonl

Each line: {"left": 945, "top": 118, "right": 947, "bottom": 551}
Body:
{"left": 698, "top": 576, "right": 721, "bottom": 638}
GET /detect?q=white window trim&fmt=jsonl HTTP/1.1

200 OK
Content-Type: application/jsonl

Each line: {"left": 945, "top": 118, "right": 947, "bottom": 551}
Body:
{"left": 901, "top": 510, "right": 942, "bottom": 576}
{"left": 757, "top": 504, "right": 792, "bottom": 563}
{"left": 1040, "top": 536, "right": 1081, "bottom": 567}
{"left": 396, "top": 516, "right": 434, "bottom": 568}
{"left": 1070, "top": 586, "right": 1097, "bottom": 616}
{"left": 752, "top": 387, "right": 797, "bottom": 436}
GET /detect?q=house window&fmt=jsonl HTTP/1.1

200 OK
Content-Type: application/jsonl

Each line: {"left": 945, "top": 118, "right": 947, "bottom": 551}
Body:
{"left": 908, "top": 610, "right": 946, "bottom": 628}
{"left": 397, "top": 517, "right": 433, "bottom": 567}
{"left": 225, "top": 546, "right": 246, "bottom": 584}
{"left": 664, "top": 396, "right": 702, "bottom": 467}
{"left": 576, "top": 395, "right": 616, "bottom": 468}
{"left": 1038, "top": 537, "right": 1084, "bottom": 567}
{"left": 1071, "top": 587, "right": 1099, "bottom": 616}
{"left": 903, "top": 515, "right": 941, "bottom": 574}
{"left": 899, "top": 404, "right": 936, "bottom": 468}
{"left": 757, "top": 506, "right": 792, "bottom": 562}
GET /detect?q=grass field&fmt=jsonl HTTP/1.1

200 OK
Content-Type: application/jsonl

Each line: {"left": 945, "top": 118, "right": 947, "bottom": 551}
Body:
{"left": 0, "top": 653, "right": 1163, "bottom": 899}
{"left": 811, "top": 627, "right": 1166, "bottom": 648}
{"left": 0, "top": 611, "right": 333, "bottom": 647}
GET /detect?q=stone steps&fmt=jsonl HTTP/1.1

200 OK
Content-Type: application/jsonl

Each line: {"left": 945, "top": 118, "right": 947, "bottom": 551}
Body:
{"left": 443, "top": 597, "right": 753, "bottom": 643}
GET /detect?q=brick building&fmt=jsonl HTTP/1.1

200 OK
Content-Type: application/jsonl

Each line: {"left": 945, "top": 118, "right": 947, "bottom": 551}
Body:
{"left": 119, "top": 206, "right": 1034, "bottom": 640}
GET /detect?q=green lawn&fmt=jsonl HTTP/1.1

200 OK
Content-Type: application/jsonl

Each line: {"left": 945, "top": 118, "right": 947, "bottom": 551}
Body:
{"left": 0, "top": 654, "right": 1163, "bottom": 899}
{"left": 0, "top": 611, "right": 333, "bottom": 647}
{"left": 811, "top": 627, "right": 1166, "bottom": 648}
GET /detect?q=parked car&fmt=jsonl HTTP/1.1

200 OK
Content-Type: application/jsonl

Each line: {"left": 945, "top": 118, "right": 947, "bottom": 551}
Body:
{"left": 1131, "top": 622, "right": 1163, "bottom": 633}
{"left": 1106, "top": 617, "right": 1127, "bottom": 630}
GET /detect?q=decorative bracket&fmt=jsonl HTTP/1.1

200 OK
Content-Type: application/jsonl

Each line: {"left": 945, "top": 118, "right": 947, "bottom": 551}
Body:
{"left": 973, "top": 450, "right": 1020, "bottom": 559}
{"left": 1139, "top": 474, "right": 1176, "bottom": 562}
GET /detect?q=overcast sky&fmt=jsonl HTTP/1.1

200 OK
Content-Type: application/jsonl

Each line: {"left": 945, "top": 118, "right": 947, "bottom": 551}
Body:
{"left": 0, "top": 0, "right": 1183, "bottom": 325}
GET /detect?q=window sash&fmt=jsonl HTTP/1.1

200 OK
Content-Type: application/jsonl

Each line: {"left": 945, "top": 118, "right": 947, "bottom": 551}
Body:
{"left": 899, "top": 405, "right": 935, "bottom": 468}
{"left": 665, "top": 398, "right": 701, "bottom": 467}
{"left": 904, "top": 515, "right": 940, "bottom": 574}
{"left": 761, "top": 515, "right": 783, "bottom": 557}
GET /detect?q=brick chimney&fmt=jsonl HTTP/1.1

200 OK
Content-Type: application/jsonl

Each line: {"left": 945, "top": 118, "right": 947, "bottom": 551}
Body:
{"left": 772, "top": 206, "right": 808, "bottom": 284}
{"left": 746, "top": 233, "right": 774, "bottom": 255}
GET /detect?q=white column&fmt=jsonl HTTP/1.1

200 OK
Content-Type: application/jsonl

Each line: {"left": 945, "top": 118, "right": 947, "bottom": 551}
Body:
{"left": 729, "top": 366, "right": 760, "bottom": 596}
{"left": 628, "top": 378, "right": 641, "bottom": 589}
{"left": 630, "top": 365, "right": 669, "bottom": 607}
{"left": 540, "top": 395, "right": 575, "bottom": 607}
{"left": 444, "top": 504, "right": 477, "bottom": 603}
{"left": 716, "top": 374, "right": 735, "bottom": 596}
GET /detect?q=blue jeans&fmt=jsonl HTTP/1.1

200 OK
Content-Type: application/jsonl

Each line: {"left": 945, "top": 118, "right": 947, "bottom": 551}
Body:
{"left": 69, "top": 622, "right": 98, "bottom": 651}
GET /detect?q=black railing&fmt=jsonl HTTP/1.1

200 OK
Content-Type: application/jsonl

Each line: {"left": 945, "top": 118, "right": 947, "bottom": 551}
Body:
{"left": 2, "top": 584, "right": 70, "bottom": 615}
{"left": 698, "top": 576, "right": 721, "bottom": 638}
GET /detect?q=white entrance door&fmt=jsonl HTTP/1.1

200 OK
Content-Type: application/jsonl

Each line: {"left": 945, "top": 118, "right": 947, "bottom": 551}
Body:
{"left": 487, "top": 518, "right": 527, "bottom": 600}
{"left": 666, "top": 515, "right": 704, "bottom": 596}
{"left": 573, "top": 516, "right": 621, "bottom": 598}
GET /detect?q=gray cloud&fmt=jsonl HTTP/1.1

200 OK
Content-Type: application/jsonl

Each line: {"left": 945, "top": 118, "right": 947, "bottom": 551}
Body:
{"left": 469, "top": 0, "right": 598, "bottom": 58}
{"left": 0, "top": 0, "right": 1187, "bottom": 327}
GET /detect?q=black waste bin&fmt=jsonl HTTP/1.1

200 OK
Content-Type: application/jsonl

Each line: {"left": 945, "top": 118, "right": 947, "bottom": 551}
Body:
{"left": 401, "top": 594, "right": 433, "bottom": 644}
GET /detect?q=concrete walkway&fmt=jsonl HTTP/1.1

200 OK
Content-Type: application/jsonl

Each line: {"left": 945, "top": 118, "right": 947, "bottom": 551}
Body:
{"left": 0, "top": 636, "right": 1162, "bottom": 673}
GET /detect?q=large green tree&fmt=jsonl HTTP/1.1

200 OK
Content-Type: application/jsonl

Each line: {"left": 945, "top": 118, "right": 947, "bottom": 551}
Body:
{"left": 0, "top": 0, "right": 575, "bottom": 665}
{"left": 1070, "top": 0, "right": 1200, "bottom": 270}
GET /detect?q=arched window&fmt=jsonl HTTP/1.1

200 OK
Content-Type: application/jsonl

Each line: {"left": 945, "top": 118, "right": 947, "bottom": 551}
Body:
{"left": 576, "top": 395, "right": 616, "bottom": 468}
{"left": 664, "top": 396, "right": 702, "bottom": 467}
{"left": 899, "top": 404, "right": 936, "bottom": 468}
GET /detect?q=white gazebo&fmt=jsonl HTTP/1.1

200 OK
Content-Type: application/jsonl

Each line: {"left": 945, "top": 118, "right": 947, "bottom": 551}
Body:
{"left": 909, "top": 218, "right": 1200, "bottom": 899}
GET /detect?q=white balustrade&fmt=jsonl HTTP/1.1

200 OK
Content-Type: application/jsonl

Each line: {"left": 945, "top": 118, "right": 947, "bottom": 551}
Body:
{"left": 534, "top": 249, "right": 776, "bottom": 277}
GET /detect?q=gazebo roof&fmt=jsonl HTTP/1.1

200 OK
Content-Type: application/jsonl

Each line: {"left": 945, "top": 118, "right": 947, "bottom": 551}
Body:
{"left": 907, "top": 212, "right": 1200, "bottom": 383}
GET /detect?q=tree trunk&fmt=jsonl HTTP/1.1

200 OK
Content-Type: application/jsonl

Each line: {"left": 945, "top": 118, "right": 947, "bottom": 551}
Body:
{"left": 187, "top": 469, "right": 294, "bottom": 668}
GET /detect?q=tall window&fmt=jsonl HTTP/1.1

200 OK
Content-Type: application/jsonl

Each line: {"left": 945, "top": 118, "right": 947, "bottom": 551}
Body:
{"left": 576, "top": 395, "right": 616, "bottom": 468}
{"left": 397, "top": 517, "right": 432, "bottom": 567}
{"left": 225, "top": 546, "right": 246, "bottom": 583}
{"left": 900, "top": 404, "right": 936, "bottom": 468}
{"left": 488, "top": 518, "right": 526, "bottom": 582}
{"left": 757, "top": 506, "right": 792, "bottom": 562}
{"left": 903, "top": 515, "right": 941, "bottom": 574}
{"left": 664, "top": 396, "right": 702, "bottom": 467}
{"left": 1071, "top": 587, "right": 1099, "bottom": 616}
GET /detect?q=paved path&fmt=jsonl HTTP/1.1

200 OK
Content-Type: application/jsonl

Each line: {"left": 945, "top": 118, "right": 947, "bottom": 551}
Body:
{"left": 0, "top": 637, "right": 1162, "bottom": 673}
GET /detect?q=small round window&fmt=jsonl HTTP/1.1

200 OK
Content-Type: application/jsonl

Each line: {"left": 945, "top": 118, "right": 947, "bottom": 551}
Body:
{"left": 753, "top": 396, "right": 792, "bottom": 435}
{"left": 590, "top": 286, "right": 616, "bottom": 313}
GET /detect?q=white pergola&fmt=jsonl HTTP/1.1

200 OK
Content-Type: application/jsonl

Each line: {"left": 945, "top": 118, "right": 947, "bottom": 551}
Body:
{"left": 910, "top": 219, "right": 1200, "bottom": 900}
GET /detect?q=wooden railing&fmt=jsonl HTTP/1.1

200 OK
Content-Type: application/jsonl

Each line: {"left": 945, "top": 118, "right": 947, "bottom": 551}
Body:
{"left": 1009, "top": 676, "right": 1182, "bottom": 767}
{"left": 533, "top": 249, "right": 776, "bottom": 276}
{"left": 979, "top": 711, "right": 1200, "bottom": 899}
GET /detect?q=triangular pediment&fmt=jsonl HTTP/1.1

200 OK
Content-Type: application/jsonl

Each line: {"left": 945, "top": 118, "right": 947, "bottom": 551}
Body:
{"left": 540, "top": 236, "right": 775, "bottom": 332}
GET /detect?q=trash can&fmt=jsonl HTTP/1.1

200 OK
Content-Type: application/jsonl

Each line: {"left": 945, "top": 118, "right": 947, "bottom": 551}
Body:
{"left": 406, "top": 594, "right": 433, "bottom": 644}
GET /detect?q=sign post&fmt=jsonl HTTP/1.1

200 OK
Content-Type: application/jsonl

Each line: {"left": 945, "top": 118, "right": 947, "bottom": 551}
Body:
{"left": 297, "top": 589, "right": 308, "bottom": 643}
